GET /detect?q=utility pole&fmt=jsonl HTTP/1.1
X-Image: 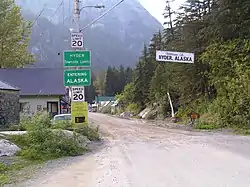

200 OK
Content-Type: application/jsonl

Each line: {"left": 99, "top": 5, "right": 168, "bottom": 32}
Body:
{"left": 73, "top": 0, "right": 80, "bottom": 35}
{"left": 66, "top": 1, "right": 105, "bottom": 125}
{"left": 72, "top": 0, "right": 85, "bottom": 101}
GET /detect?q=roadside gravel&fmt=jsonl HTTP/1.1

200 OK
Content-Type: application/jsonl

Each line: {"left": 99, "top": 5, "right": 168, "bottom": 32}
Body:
{"left": 6, "top": 113, "right": 250, "bottom": 187}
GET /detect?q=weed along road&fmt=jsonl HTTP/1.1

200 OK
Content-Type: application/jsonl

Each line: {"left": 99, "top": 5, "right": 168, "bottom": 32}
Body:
{"left": 18, "top": 113, "right": 250, "bottom": 187}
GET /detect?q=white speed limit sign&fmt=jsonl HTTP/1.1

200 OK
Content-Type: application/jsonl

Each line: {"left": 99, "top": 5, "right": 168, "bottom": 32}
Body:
{"left": 71, "top": 87, "right": 85, "bottom": 102}
{"left": 71, "top": 32, "right": 84, "bottom": 48}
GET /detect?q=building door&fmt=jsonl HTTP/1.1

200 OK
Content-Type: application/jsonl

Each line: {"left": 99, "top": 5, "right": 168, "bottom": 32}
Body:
{"left": 47, "top": 102, "right": 58, "bottom": 118}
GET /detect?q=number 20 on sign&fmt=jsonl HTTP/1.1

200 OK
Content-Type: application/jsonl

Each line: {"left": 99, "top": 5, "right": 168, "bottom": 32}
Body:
{"left": 71, "top": 32, "right": 83, "bottom": 48}
{"left": 72, "top": 87, "right": 85, "bottom": 102}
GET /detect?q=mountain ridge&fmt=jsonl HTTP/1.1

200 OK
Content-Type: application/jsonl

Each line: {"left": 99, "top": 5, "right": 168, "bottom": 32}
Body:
{"left": 16, "top": 0, "right": 163, "bottom": 69}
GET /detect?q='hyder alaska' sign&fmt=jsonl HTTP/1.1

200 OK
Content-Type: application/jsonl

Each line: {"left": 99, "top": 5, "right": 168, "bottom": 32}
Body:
{"left": 156, "top": 50, "right": 194, "bottom": 64}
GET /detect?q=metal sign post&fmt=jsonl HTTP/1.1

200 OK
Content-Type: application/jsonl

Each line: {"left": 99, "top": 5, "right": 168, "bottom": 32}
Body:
{"left": 62, "top": 0, "right": 92, "bottom": 127}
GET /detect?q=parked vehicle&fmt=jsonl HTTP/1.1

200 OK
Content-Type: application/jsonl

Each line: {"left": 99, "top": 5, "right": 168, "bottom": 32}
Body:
{"left": 50, "top": 114, "right": 71, "bottom": 125}
{"left": 91, "top": 105, "right": 98, "bottom": 112}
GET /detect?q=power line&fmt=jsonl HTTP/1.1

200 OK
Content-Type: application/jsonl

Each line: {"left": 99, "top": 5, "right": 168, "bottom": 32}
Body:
{"left": 32, "top": 0, "right": 126, "bottom": 56}
{"left": 31, "top": 4, "right": 46, "bottom": 26}
{"left": 32, "top": 0, "right": 64, "bottom": 44}
{"left": 47, "top": 1, "right": 64, "bottom": 22}
{"left": 81, "top": 0, "right": 125, "bottom": 31}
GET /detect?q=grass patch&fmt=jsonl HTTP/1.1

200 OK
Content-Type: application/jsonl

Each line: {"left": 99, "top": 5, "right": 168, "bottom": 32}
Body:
{"left": 9, "top": 129, "right": 86, "bottom": 161}
{"left": 51, "top": 120, "right": 100, "bottom": 141}
{"left": 194, "top": 122, "right": 219, "bottom": 130}
{"left": 8, "top": 113, "right": 99, "bottom": 161}
{"left": 2, "top": 113, "right": 101, "bottom": 185}
{"left": 0, "top": 174, "right": 9, "bottom": 186}
{"left": 0, "top": 158, "right": 40, "bottom": 185}
{"left": 233, "top": 128, "right": 250, "bottom": 136}
{"left": 75, "top": 126, "right": 100, "bottom": 141}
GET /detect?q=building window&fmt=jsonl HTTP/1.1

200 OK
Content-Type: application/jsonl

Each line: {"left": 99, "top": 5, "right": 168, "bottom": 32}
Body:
{"left": 47, "top": 102, "right": 58, "bottom": 118}
{"left": 37, "top": 105, "right": 42, "bottom": 111}
{"left": 20, "top": 102, "right": 29, "bottom": 113}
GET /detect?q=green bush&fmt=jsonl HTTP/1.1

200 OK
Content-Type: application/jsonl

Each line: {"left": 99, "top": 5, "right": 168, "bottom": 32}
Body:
{"left": 0, "top": 163, "right": 9, "bottom": 185}
{"left": 0, "top": 162, "right": 7, "bottom": 173}
{"left": 15, "top": 113, "right": 51, "bottom": 131}
{"left": 19, "top": 115, "right": 31, "bottom": 131}
{"left": 9, "top": 114, "right": 86, "bottom": 161}
{"left": 8, "top": 112, "right": 101, "bottom": 161}
{"left": 11, "top": 129, "right": 85, "bottom": 161}
{"left": 126, "top": 103, "right": 141, "bottom": 115}
{"left": 75, "top": 126, "right": 100, "bottom": 141}
{"left": 195, "top": 122, "right": 218, "bottom": 130}
{"left": 51, "top": 120, "right": 100, "bottom": 141}
{"left": 25, "top": 113, "right": 51, "bottom": 131}
{"left": 0, "top": 174, "right": 9, "bottom": 185}
{"left": 52, "top": 120, "right": 72, "bottom": 130}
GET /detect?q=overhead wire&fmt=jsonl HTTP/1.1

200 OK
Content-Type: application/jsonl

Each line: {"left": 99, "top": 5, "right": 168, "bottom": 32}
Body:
{"left": 35, "top": 0, "right": 125, "bottom": 42}
{"left": 32, "top": 0, "right": 65, "bottom": 44}
{"left": 81, "top": 0, "right": 125, "bottom": 31}
{"left": 31, "top": 4, "right": 46, "bottom": 26}
{"left": 31, "top": 0, "right": 126, "bottom": 56}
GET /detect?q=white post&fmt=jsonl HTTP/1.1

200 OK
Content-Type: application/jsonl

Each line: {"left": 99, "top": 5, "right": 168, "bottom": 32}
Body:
{"left": 167, "top": 92, "right": 175, "bottom": 118}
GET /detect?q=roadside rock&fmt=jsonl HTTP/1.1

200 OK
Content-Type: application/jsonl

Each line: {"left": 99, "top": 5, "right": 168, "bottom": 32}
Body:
{"left": 52, "top": 130, "right": 91, "bottom": 148}
{"left": 138, "top": 108, "right": 151, "bottom": 119}
{"left": 120, "top": 112, "right": 133, "bottom": 119}
{"left": 0, "top": 139, "right": 21, "bottom": 157}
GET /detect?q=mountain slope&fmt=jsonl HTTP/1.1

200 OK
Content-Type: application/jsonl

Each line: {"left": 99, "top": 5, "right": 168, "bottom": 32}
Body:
{"left": 16, "top": 0, "right": 163, "bottom": 69}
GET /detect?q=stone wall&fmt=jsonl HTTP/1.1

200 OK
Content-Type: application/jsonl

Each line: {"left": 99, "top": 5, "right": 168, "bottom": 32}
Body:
{"left": 0, "top": 89, "right": 20, "bottom": 129}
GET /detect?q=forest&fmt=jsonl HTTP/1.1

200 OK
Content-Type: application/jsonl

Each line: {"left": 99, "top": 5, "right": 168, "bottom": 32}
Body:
{"left": 1, "top": 0, "right": 249, "bottom": 129}
{"left": 105, "top": 0, "right": 250, "bottom": 129}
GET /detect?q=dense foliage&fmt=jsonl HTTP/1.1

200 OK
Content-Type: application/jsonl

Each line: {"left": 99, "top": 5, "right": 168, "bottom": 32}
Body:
{"left": 9, "top": 113, "right": 100, "bottom": 161}
{"left": 94, "top": 65, "right": 133, "bottom": 96}
{"left": 118, "top": 0, "right": 250, "bottom": 128}
{"left": 0, "top": 0, "right": 34, "bottom": 68}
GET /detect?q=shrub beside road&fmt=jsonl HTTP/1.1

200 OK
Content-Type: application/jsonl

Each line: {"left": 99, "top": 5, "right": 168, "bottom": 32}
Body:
{"left": 0, "top": 113, "right": 100, "bottom": 185}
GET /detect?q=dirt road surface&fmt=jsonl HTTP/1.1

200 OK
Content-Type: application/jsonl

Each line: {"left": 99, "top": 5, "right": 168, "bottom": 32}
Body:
{"left": 17, "top": 113, "right": 250, "bottom": 187}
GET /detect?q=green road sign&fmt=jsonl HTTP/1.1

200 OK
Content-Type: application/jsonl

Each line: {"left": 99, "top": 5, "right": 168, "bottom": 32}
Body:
{"left": 64, "top": 69, "right": 91, "bottom": 86}
{"left": 64, "top": 50, "right": 91, "bottom": 67}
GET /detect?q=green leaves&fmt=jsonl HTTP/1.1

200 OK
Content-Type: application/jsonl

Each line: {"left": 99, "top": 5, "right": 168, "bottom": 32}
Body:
{"left": 0, "top": 0, "right": 34, "bottom": 68}
{"left": 117, "top": 0, "right": 250, "bottom": 127}
{"left": 102, "top": 66, "right": 133, "bottom": 96}
{"left": 201, "top": 39, "right": 250, "bottom": 127}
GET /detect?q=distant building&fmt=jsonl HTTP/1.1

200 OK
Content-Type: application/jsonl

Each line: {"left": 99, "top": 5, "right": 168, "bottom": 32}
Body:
{"left": 0, "top": 80, "right": 20, "bottom": 128}
{"left": 0, "top": 68, "right": 68, "bottom": 118}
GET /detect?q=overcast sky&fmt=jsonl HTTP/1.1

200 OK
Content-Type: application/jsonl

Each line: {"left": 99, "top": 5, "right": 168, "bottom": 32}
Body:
{"left": 139, "top": 0, "right": 185, "bottom": 24}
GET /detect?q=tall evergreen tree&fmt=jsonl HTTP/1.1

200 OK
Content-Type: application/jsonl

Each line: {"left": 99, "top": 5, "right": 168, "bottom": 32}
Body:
{"left": 118, "top": 0, "right": 250, "bottom": 128}
{"left": 125, "top": 67, "right": 133, "bottom": 84}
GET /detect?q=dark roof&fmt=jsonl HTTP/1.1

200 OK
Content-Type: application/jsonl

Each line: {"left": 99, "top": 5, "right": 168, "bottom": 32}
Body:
{"left": 0, "top": 80, "right": 19, "bottom": 91}
{"left": 0, "top": 68, "right": 65, "bottom": 96}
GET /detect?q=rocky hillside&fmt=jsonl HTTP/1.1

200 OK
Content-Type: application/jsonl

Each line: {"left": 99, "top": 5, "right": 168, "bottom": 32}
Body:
{"left": 16, "top": 0, "right": 163, "bottom": 69}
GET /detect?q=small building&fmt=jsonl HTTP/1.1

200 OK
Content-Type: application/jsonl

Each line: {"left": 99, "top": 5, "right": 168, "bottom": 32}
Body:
{"left": 0, "top": 80, "right": 20, "bottom": 128}
{"left": 0, "top": 68, "right": 67, "bottom": 118}
{"left": 95, "top": 96, "right": 115, "bottom": 106}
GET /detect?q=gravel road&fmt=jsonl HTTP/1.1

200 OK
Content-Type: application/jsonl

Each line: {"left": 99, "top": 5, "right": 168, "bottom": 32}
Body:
{"left": 14, "top": 113, "right": 250, "bottom": 187}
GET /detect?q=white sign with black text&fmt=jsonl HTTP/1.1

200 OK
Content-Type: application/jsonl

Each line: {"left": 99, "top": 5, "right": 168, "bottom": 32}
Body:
{"left": 72, "top": 87, "right": 85, "bottom": 102}
{"left": 156, "top": 50, "right": 194, "bottom": 64}
{"left": 71, "top": 32, "right": 84, "bottom": 48}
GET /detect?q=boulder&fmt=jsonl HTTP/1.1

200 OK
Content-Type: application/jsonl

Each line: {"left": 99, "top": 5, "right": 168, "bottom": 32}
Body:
{"left": 138, "top": 107, "right": 152, "bottom": 119}
{"left": 120, "top": 112, "right": 132, "bottom": 119}
{"left": 52, "top": 129, "right": 91, "bottom": 148}
{"left": 0, "top": 139, "right": 21, "bottom": 157}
